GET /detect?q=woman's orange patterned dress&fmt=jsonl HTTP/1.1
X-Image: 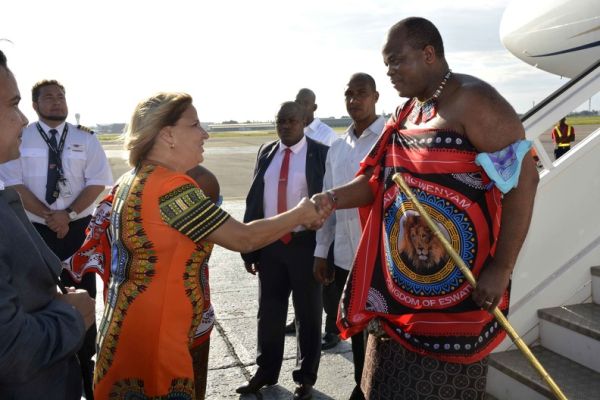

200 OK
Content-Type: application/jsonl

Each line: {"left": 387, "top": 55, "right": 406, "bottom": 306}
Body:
{"left": 94, "top": 165, "right": 229, "bottom": 399}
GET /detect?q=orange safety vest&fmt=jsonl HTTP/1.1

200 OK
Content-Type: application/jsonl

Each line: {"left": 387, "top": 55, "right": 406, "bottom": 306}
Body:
{"left": 552, "top": 124, "right": 574, "bottom": 148}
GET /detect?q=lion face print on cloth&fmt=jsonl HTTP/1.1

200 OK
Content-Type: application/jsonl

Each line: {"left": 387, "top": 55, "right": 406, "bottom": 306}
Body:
{"left": 399, "top": 213, "right": 449, "bottom": 274}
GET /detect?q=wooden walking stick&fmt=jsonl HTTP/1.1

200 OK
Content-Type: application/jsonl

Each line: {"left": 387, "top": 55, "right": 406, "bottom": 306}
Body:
{"left": 392, "top": 173, "right": 567, "bottom": 400}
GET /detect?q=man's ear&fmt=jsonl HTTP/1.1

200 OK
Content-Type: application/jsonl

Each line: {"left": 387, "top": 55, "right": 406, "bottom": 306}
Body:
{"left": 32, "top": 101, "right": 39, "bottom": 113}
{"left": 422, "top": 45, "right": 436, "bottom": 64}
{"left": 313, "top": 104, "right": 318, "bottom": 112}
{"left": 374, "top": 91, "right": 380, "bottom": 102}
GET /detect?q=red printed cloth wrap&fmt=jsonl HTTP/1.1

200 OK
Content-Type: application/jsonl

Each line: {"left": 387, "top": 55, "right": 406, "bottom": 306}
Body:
{"left": 62, "top": 187, "right": 115, "bottom": 301}
{"left": 338, "top": 101, "right": 508, "bottom": 363}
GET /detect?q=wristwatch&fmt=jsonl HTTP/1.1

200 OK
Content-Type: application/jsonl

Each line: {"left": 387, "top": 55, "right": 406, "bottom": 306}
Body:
{"left": 65, "top": 207, "right": 78, "bottom": 221}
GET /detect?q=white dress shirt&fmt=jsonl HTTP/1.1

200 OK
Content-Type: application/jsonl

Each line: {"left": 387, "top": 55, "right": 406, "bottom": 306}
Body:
{"left": 304, "top": 118, "right": 338, "bottom": 146}
{"left": 315, "top": 116, "right": 386, "bottom": 270}
{"left": 0, "top": 177, "right": 4, "bottom": 191}
{"left": 263, "top": 136, "right": 308, "bottom": 232}
{"left": 0, "top": 121, "right": 113, "bottom": 224}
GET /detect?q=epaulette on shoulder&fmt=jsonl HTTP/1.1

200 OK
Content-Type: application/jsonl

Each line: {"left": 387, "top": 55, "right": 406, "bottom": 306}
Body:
{"left": 77, "top": 124, "right": 95, "bottom": 135}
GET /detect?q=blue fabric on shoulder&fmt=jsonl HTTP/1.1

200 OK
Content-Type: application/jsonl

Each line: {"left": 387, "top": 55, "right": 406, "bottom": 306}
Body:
{"left": 475, "top": 139, "right": 533, "bottom": 194}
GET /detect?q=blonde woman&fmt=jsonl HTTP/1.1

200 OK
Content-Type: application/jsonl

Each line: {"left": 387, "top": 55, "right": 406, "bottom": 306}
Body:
{"left": 94, "top": 92, "right": 323, "bottom": 399}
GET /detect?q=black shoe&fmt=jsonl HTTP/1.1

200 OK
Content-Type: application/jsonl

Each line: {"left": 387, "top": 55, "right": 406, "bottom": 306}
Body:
{"left": 293, "top": 383, "right": 313, "bottom": 400}
{"left": 235, "top": 374, "right": 277, "bottom": 394}
{"left": 349, "top": 385, "right": 365, "bottom": 400}
{"left": 321, "top": 332, "right": 340, "bottom": 350}
{"left": 284, "top": 320, "right": 296, "bottom": 334}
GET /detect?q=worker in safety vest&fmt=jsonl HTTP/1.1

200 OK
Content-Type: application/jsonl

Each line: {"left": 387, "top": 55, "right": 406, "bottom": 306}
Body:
{"left": 551, "top": 117, "right": 575, "bottom": 159}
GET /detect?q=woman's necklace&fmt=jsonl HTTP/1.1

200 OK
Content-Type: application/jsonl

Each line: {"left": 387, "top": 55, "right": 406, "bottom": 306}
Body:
{"left": 408, "top": 70, "right": 452, "bottom": 125}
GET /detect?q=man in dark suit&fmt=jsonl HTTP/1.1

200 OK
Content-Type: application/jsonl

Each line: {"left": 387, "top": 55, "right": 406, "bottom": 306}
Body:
{"left": 0, "top": 49, "right": 95, "bottom": 399}
{"left": 237, "top": 101, "right": 328, "bottom": 400}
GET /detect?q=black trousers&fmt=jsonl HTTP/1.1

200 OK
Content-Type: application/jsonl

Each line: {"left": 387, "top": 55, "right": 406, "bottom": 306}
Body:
{"left": 256, "top": 232, "right": 322, "bottom": 385}
{"left": 554, "top": 146, "right": 571, "bottom": 159}
{"left": 34, "top": 216, "right": 96, "bottom": 400}
{"left": 329, "top": 266, "right": 366, "bottom": 386}
{"left": 322, "top": 243, "right": 339, "bottom": 335}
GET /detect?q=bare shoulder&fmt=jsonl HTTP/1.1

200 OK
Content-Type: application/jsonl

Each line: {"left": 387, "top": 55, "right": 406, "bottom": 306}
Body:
{"left": 452, "top": 74, "right": 524, "bottom": 152}
{"left": 453, "top": 74, "right": 512, "bottom": 117}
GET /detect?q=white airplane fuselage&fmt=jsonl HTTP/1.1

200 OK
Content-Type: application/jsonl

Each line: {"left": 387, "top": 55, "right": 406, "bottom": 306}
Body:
{"left": 500, "top": 0, "right": 600, "bottom": 78}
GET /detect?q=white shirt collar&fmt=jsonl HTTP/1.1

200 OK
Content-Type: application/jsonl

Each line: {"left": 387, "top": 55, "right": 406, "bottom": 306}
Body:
{"left": 38, "top": 120, "right": 67, "bottom": 136}
{"left": 306, "top": 118, "right": 321, "bottom": 133}
{"left": 279, "top": 135, "right": 307, "bottom": 154}
{"left": 0, "top": 178, "right": 4, "bottom": 191}
{"left": 345, "top": 115, "right": 385, "bottom": 140}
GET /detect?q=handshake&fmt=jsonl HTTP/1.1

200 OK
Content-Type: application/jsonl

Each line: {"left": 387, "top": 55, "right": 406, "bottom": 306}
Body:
{"left": 295, "top": 191, "right": 338, "bottom": 230}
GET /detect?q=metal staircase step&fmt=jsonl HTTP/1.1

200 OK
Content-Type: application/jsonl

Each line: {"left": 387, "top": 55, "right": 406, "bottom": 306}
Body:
{"left": 538, "top": 303, "right": 600, "bottom": 372}
{"left": 538, "top": 303, "right": 600, "bottom": 341}
{"left": 489, "top": 346, "right": 600, "bottom": 399}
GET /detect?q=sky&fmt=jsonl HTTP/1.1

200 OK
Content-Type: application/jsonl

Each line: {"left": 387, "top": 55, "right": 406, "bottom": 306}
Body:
{"left": 1, "top": 0, "right": 597, "bottom": 126}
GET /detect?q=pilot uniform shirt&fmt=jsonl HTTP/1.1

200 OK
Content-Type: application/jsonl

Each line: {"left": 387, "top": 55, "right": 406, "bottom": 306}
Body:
{"left": 0, "top": 121, "right": 113, "bottom": 224}
{"left": 304, "top": 118, "right": 338, "bottom": 146}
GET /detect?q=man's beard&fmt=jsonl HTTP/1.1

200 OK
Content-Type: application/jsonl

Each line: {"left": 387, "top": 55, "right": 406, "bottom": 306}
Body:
{"left": 38, "top": 111, "right": 67, "bottom": 122}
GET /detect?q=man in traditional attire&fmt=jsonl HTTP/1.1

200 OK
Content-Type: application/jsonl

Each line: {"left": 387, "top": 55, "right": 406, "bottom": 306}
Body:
{"left": 312, "top": 17, "right": 539, "bottom": 399}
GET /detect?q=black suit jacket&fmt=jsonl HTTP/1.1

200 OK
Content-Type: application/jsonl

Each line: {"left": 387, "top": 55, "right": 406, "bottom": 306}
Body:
{"left": 0, "top": 188, "right": 85, "bottom": 399}
{"left": 241, "top": 136, "right": 329, "bottom": 264}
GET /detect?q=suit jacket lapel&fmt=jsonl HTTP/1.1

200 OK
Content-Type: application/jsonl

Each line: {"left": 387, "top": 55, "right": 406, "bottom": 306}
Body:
{"left": 260, "top": 141, "right": 280, "bottom": 175}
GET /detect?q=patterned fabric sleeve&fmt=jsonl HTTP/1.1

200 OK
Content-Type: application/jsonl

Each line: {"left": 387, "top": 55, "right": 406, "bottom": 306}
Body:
{"left": 159, "top": 182, "right": 229, "bottom": 243}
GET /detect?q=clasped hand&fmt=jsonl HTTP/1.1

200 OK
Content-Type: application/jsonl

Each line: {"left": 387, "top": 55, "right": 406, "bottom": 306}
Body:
{"left": 43, "top": 210, "right": 70, "bottom": 239}
{"left": 56, "top": 287, "right": 96, "bottom": 330}
{"left": 297, "top": 192, "right": 336, "bottom": 230}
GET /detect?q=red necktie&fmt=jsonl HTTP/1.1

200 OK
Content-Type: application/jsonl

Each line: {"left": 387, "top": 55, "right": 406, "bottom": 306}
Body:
{"left": 278, "top": 148, "right": 292, "bottom": 244}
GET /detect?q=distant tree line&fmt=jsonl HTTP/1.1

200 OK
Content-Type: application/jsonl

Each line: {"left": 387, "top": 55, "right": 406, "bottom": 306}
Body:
{"left": 569, "top": 110, "right": 599, "bottom": 117}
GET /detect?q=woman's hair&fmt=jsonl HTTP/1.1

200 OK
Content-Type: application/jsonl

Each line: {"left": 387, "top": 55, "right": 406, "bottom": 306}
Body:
{"left": 125, "top": 92, "right": 192, "bottom": 166}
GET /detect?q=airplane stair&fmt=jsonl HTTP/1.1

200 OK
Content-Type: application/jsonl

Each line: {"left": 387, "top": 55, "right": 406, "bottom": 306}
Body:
{"left": 485, "top": 60, "right": 600, "bottom": 399}
{"left": 487, "top": 267, "right": 600, "bottom": 399}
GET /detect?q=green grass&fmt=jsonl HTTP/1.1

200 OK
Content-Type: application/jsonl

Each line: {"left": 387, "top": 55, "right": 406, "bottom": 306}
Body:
{"left": 97, "top": 133, "right": 123, "bottom": 142}
{"left": 209, "top": 130, "right": 277, "bottom": 137}
{"left": 97, "top": 130, "right": 278, "bottom": 142}
{"left": 567, "top": 116, "right": 600, "bottom": 125}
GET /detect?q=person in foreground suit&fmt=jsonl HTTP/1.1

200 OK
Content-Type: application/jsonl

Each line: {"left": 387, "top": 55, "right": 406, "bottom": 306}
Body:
{"left": 239, "top": 101, "right": 328, "bottom": 400}
{"left": 0, "top": 79, "right": 113, "bottom": 400}
{"left": 0, "top": 49, "right": 95, "bottom": 400}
